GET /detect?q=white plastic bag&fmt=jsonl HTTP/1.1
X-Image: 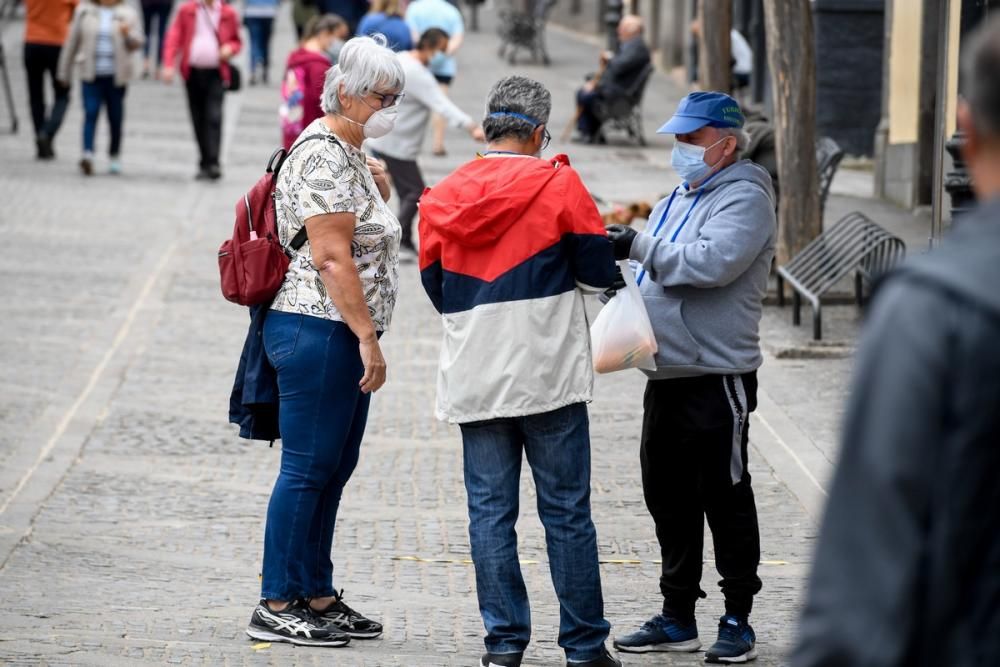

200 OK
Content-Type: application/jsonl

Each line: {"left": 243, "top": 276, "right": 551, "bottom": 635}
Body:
{"left": 590, "top": 261, "right": 658, "bottom": 373}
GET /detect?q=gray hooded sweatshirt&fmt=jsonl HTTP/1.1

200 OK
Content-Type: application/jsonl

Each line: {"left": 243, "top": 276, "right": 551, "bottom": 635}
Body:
{"left": 629, "top": 159, "right": 776, "bottom": 380}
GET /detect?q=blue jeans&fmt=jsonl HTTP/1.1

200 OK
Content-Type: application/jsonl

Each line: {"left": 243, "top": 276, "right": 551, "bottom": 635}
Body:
{"left": 260, "top": 311, "right": 373, "bottom": 601}
{"left": 460, "top": 403, "right": 611, "bottom": 662}
{"left": 81, "top": 76, "right": 125, "bottom": 155}
{"left": 244, "top": 17, "right": 274, "bottom": 71}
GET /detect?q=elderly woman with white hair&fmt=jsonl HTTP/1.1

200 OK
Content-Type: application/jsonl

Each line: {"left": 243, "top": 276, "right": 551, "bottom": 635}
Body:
{"left": 245, "top": 34, "right": 404, "bottom": 648}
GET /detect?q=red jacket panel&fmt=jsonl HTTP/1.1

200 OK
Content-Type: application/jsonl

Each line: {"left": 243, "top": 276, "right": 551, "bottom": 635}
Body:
{"left": 163, "top": 1, "right": 242, "bottom": 84}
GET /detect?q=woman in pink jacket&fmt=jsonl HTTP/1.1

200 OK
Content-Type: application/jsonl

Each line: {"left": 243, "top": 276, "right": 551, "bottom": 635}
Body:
{"left": 161, "top": 0, "right": 241, "bottom": 180}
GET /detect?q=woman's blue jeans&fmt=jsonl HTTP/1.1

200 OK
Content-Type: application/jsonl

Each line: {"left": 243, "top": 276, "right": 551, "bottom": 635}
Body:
{"left": 81, "top": 76, "right": 125, "bottom": 155}
{"left": 260, "top": 311, "right": 373, "bottom": 601}
{"left": 460, "top": 403, "right": 611, "bottom": 662}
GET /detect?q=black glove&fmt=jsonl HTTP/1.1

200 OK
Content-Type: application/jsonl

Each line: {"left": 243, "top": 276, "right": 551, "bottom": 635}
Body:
{"left": 605, "top": 224, "right": 637, "bottom": 260}
{"left": 603, "top": 264, "right": 627, "bottom": 299}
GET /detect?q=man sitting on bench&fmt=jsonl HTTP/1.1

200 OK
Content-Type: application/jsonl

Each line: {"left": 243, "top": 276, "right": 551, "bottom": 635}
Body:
{"left": 574, "top": 15, "right": 650, "bottom": 143}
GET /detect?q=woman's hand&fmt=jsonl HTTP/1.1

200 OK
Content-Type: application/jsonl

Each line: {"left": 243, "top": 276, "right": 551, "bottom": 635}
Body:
{"left": 220, "top": 43, "right": 235, "bottom": 61}
{"left": 358, "top": 336, "right": 386, "bottom": 393}
{"left": 367, "top": 157, "right": 391, "bottom": 202}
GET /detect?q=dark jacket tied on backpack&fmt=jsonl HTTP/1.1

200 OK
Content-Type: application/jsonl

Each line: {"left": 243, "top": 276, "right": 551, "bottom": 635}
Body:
{"left": 223, "top": 136, "right": 328, "bottom": 443}
{"left": 229, "top": 303, "right": 280, "bottom": 442}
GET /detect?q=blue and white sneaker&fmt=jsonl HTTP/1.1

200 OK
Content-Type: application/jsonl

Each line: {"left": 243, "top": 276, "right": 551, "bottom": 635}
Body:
{"left": 704, "top": 614, "right": 757, "bottom": 663}
{"left": 613, "top": 614, "right": 701, "bottom": 653}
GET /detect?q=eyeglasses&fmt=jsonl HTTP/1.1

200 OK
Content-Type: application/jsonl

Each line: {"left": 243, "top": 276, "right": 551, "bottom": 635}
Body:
{"left": 539, "top": 125, "right": 551, "bottom": 151}
{"left": 370, "top": 91, "right": 405, "bottom": 109}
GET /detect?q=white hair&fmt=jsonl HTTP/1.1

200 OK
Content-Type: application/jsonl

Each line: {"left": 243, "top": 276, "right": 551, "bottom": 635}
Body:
{"left": 320, "top": 35, "right": 405, "bottom": 115}
{"left": 720, "top": 127, "right": 751, "bottom": 157}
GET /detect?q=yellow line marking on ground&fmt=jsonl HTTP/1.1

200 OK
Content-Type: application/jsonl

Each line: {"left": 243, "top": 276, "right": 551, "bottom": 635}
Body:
{"left": 0, "top": 240, "right": 180, "bottom": 517}
{"left": 391, "top": 556, "right": 790, "bottom": 566}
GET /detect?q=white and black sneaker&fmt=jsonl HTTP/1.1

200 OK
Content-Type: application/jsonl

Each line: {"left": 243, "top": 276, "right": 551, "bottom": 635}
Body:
{"left": 246, "top": 599, "right": 351, "bottom": 647}
{"left": 311, "top": 590, "right": 383, "bottom": 639}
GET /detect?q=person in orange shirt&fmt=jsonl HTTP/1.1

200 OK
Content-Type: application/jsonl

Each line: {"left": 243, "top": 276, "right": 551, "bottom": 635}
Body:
{"left": 23, "top": 0, "right": 78, "bottom": 159}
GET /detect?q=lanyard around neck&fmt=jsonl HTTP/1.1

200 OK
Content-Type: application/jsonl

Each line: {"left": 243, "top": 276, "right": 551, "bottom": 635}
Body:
{"left": 635, "top": 178, "right": 713, "bottom": 286}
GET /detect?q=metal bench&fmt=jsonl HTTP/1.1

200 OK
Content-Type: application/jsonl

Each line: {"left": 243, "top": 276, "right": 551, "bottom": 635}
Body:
{"left": 776, "top": 212, "right": 906, "bottom": 340}
{"left": 816, "top": 136, "right": 844, "bottom": 222}
{"left": 596, "top": 62, "right": 654, "bottom": 146}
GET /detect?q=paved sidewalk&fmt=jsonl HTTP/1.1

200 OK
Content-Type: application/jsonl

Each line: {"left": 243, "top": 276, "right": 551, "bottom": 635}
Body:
{"left": 0, "top": 5, "right": 844, "bottom": 666}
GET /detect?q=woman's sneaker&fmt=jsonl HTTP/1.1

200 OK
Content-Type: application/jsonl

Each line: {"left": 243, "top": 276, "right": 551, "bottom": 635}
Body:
{"left": 311, "top": 590, "right": 383, "bottom": 638}
{"left": 613, "top": 613, "right": 701, "bottom": 653}
{"left": 246, "top": 599, "right": 351, "bottom": 647}
{"left": 704, "top": 615, "right": 757, "bottom": 663}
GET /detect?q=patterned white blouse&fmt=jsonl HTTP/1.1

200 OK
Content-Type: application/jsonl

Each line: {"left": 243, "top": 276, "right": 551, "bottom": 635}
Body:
{"left": 272, "top": 119, "right": 402, "bottom": 331}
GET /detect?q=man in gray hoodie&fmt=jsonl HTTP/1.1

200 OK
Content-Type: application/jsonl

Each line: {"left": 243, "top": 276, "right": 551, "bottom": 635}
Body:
{"left": 606, "top": 91, "right": 776, "bottom": 664}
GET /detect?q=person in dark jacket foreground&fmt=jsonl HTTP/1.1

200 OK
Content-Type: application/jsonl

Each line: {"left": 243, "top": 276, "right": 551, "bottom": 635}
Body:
{"left": 791, "top": 16, "right": 1000, "bottom": 667}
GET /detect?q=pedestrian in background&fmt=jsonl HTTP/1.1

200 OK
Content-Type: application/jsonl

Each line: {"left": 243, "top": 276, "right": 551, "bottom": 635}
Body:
{"left": 245, "top": 35, "right": 402, "bottom": 648}
{"left": 606, "top": 91, "right": 775, "bottom": 664}
{"left": 280, "top": 14, "right": 341, "bottom": 150}
{"left": 791, "top": 16, "right": 1000, "bottom": 667}
{"left": 139, "top": 0, "right": 173, "bottom": 78}
{"left": 574, "top": 15, "right": 650, "bottom": 144}
{"left": 356, "top": 0, "right": 412, "bottom": 52}
{"left": 291, "top": 0, "right": 318, "bottom": 40}
{"left": 319, "top": 0, "right": 366, "bottom": 33}
{"left": 244, "top": 0, "right": 279, "bottom": 85}
{"left": 22, "top": 0, "right": 77, "bottom": 159}
{"left": 367, "top": 28, "right": 483, "bottom": 261}
{"left": 404, "top": 0, "right": 463, "bottom": 156}
{"left": 418, "top": 75, "right": 622, "bottom": 667}
{"left": 161, "top": 0, "right": 242, "bottom": 180}
{"left": 57, "top": 0, "right": 144, "bottom": 175}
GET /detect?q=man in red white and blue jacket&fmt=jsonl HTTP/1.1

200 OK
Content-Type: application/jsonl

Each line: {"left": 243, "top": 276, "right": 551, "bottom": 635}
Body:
{"left": 418, "top": 76, "right": 622, "bottom": 667}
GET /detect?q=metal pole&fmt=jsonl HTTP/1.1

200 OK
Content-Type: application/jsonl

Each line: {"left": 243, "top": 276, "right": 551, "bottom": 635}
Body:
{"left": 930, "top": 0, "right": 952, "bottom": 250}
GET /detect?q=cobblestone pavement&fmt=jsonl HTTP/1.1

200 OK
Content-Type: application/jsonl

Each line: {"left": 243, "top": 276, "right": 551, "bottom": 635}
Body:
{"left": 0, "top": 6, "right": 844, "bottom": 666}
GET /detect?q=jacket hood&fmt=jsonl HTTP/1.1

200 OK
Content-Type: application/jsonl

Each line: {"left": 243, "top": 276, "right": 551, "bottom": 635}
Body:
{"left": 286, "top": 47, "right": 332, "bottom": 68}
{"left": 689, "top": 159, "right": 776, "bottom": 208}
{"left": 419, "top": 155, "right": 567, "bottom": 247}
{"left": 899, "top": 197, "right": 1000, "bottom": 317}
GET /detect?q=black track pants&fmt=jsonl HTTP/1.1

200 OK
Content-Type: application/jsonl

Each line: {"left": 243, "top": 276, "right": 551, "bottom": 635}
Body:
{"left": 640, "top": 372, "right": 762, "bottom": 622}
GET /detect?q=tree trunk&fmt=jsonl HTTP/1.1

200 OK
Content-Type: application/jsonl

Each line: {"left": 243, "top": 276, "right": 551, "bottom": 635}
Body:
{"left": 698, "top": 0, "right": 732, "bottom": 92}
{"left": 763, "top": 0, "right": 820, "bottom": 267}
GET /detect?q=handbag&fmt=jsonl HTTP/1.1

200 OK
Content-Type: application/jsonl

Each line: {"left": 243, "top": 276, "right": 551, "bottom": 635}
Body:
{"left": 199, "top": 2, "right": 241, "bottom": 92}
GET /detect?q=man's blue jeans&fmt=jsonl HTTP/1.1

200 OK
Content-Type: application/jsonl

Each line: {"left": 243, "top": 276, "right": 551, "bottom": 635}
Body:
{"left": 460, "top": 402, "right": 611, "bottom": 663}
{"left": 260, "top": 311, "right": 372, "bottom": 601}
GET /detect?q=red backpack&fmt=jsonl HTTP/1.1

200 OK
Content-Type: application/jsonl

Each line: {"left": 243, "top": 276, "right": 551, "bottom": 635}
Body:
{"left": 218, "top": 135, "right": 324, "bottom": 306}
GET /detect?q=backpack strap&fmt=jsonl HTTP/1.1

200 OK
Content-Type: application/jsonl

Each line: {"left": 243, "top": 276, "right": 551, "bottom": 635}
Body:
{"left": 266, "top": 133, "right": 327, "bottom": 251}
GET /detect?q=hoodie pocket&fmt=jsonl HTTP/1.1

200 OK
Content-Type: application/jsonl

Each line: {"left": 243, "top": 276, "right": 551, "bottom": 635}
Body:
{"left": 643, "top": 295, "right": 701, "bottom": 367}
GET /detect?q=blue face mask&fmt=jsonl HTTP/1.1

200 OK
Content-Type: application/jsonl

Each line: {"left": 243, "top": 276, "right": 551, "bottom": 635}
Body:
{"left": 670, "top": 137, "right": 726, "bottom": 184}
{"left": 429, "top": 51, "right": 448, "bottom": 70}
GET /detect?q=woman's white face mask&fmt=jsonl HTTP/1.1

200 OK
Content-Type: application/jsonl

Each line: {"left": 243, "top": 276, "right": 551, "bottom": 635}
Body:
{"left": 338, "top": 91, "right": 400, "bottom": 139}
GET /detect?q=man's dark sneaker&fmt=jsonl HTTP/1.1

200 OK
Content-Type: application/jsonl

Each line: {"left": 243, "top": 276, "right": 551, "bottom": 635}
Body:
{"left": 704, "top": 615, "right": 757, "bottom": 664}
{"left": 481, "top": 651, "right": 523, "bottom": 667}
{"left": 613, "top": 613, "right": 701, "bottom": 653}
{"left": 311, "top": 590, "right": 383, "bottom": 638}
{"left": 246, "top": 599, "right": 351, "bottom": 647}
{"left": 567, "top": 647, "right": 623, "bottom": 667}
{"left": 36, "top": 136, "right": 55, "bottom": 159}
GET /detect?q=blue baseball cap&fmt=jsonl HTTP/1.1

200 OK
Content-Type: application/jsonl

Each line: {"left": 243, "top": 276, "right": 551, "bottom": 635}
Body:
{"left": 657, "top": 91, "right": 745, "bottom": 134}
